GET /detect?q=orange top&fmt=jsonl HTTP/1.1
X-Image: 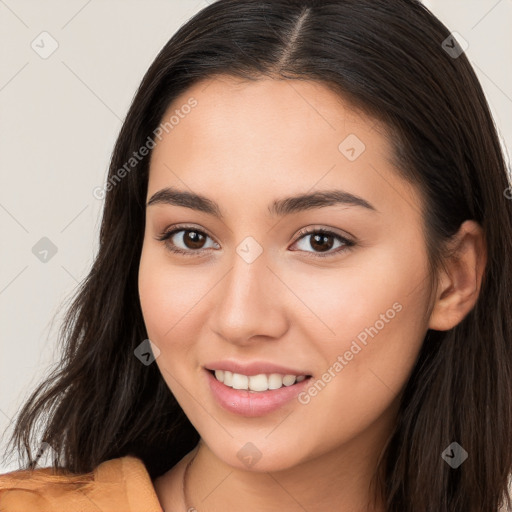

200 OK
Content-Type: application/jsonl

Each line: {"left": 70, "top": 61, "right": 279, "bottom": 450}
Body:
{"left": 0, "top": 455, "right": 164, "bottom": 511}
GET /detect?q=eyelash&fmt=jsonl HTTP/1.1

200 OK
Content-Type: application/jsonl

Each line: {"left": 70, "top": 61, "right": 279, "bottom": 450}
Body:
{"left": 155, "top": 224, "right": 355, "bottom": 259}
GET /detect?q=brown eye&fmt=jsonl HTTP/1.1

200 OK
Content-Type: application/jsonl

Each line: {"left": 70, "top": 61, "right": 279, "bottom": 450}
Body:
{"left": 156, "top": 226, "right": 219, "bottom": 257}
{"left": 309, "top": 233, "right": 335, "bottom": 252}
{"left": 291, "top": 228, "right": 355, "bottom": 258}
{"left": 181, "top": 230, "right": 207, "bottom": 249}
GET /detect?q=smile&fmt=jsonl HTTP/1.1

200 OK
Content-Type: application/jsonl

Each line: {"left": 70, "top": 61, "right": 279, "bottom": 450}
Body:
{"left": 211, "top": 369, "right": 307, "bottom": 392}
{"left": 204, "top": 368, "right": 313, "bottom": 417}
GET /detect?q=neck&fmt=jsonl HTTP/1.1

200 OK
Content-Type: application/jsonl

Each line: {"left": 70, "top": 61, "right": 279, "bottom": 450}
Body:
{"left": 183, "top": 427, "right": 390, "bottom": 512}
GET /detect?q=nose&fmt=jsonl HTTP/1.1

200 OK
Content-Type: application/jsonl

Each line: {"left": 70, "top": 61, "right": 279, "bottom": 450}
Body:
{"left": 208, "top": 247, "right": 289, "bottom": 346}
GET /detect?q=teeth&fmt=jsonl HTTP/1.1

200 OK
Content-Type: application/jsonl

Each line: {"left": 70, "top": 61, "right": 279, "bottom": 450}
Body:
{"left": 232, "top": 373, "right": 248, "bottom": 389}
{"left": 249, "top": 374, "right": 268, "bottom": 392}
{"left": 268, "top": 373, "right": 282, "bottom": 390}
{"left": 282, "top": 374, "right": 296, "bottom": 386}
{"left": 223, "top": 370, "right": 233, "bottom": 386}
{"left": 212, "top": 370, "right": 308, "bottom": 392}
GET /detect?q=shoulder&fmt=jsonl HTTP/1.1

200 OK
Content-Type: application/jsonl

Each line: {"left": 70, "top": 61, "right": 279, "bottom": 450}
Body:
{"left": 0, "top": 455, "right": 163, "bottom": 512}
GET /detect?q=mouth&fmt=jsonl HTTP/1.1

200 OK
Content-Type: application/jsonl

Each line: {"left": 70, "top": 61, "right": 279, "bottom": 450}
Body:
{"left": 206, "top": 368, "right": 312, "bottom": 392}
{"left": 203, "top": 359, "right": 312, "bottom": 418}
{"left": 204, "top": 368, "right": 313, "bottom": 417}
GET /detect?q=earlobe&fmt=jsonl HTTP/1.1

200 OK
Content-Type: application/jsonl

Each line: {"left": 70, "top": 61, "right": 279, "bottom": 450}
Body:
{"left": 428, "top": 220, "right": 487, "bottom": 331}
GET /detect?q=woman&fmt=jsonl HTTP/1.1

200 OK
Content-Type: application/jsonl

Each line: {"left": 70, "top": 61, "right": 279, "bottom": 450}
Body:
{"left": 1, "top": 0, "right": 511, "bottom": 510}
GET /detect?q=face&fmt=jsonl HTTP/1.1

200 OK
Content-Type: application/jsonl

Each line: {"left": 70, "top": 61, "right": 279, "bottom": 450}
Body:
{"left": 138, "top": 75, "right": 433, "bottom": 473}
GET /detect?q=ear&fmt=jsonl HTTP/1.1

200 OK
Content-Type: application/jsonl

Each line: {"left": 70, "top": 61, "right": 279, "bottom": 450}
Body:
{"left": 428, "top": 220, "right": 487, "bottom": 331}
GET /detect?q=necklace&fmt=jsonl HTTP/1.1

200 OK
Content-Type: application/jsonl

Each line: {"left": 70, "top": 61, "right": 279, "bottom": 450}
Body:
{"left": 181, "top": 447, "right": 199, "bottom": 512}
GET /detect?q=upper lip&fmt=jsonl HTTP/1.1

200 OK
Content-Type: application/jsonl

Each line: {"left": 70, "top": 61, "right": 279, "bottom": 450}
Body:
{"left": 204, "top": 360, "right": 311, "bottom": 377}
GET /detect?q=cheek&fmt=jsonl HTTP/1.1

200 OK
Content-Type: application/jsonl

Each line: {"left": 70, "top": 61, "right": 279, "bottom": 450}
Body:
{"left": 138, "top": 244, "right": 205, "bottom": 341}
{"left": 138, "top": 249, "right": 172, "bottom": 341}
{"left": 296, "top": 303, "right": 425, "bottom": 460}
{"left": 138, "top": 243, "right": 222, "bottom": 393}
{"left": 286, "top": 238, "right": 429, "bottom": 348}
{"left": 291, "top": 243, "right": 430, "bottom": 433}
{"left": 138, "top": 247, "right": 199, "bottom": 394}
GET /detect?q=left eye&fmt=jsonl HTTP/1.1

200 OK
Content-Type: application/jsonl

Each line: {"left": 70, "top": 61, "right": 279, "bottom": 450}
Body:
{"left": 156, "top": 226, "right": 355, "bottom": 258}
{"left": 291, "top": 228, "right": 354, "bottom": 257}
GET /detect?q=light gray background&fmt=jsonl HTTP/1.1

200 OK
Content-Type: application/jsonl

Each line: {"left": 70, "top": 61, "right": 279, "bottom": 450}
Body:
{"left": 1, "top": 0, "right": 511, "bottom": 472}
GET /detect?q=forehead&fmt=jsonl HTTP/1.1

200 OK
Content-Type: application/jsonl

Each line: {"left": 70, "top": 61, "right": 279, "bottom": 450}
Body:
{"left": 147, "top": 75, "right": 422, "bottom": 221}
{"left": 156, "top": 75, "right": 387, "bottom": 151}
{"left": 152, "top": 74, "right": 388, "bottom": 150}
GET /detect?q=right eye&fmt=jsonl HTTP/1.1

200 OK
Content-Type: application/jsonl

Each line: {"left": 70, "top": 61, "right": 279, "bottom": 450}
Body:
{"left": 156, "top": 225, "right": 220, "bottom": 257}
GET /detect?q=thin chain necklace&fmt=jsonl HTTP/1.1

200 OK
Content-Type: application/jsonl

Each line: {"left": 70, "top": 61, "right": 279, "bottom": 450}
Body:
{"left": 181, "top": 447, "right": 199, "bottom": 512}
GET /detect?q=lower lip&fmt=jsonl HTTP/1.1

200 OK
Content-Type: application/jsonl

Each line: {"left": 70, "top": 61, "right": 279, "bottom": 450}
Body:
{"left": 205, "top": 369, "right": 311, "bottom": 417}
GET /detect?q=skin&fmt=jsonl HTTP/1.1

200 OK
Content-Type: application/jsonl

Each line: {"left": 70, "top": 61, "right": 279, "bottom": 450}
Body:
{"left": 138, "top": 75, "right": 487, "bottom": 511}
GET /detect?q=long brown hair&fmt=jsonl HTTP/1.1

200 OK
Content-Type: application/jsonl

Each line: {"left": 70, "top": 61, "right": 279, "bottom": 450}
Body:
{"left": 3, "top": 1, "right": 512, "bottom": 510}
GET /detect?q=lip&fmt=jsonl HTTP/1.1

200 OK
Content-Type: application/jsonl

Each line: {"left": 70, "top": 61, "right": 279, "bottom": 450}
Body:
{"left": 204, "top": 368, "right": 312, "bottom": 417}
{"left": 204, "top": 360, "right": 311, "bottom": 377}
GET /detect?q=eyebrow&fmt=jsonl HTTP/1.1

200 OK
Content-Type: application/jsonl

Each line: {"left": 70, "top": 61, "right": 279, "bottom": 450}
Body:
{"left": 146, "top": 186, "right": 378, "bottom": 218}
